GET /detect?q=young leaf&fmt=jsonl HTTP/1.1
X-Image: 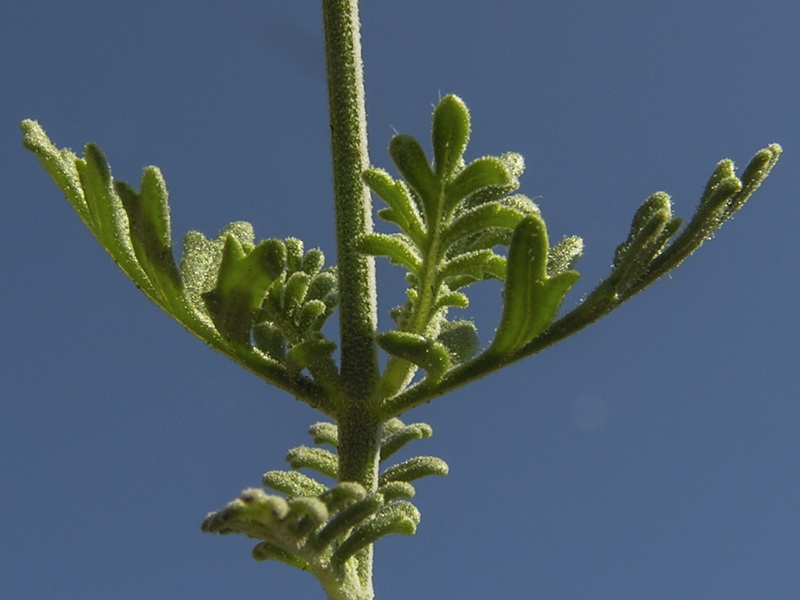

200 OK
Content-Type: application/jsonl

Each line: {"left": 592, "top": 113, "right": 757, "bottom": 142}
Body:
{"left": 489, "top": 216, "right": 580, "bottom": 356}
{"left": 251, "top": 542, "right": 308, "bottom": 569}
{"left": 357, "top": 233, "right": 422, "bottom": 273}
{"left": 379, "top": 422, "right": 434, "bottom": 462}
{"left": 376, "top": 332, "right": 451, "bottom": 383}
{"left": 114, "top": 170, "right": 183, "bottom": 304}
{"left": 363, "top": 168, "right": 426, "bottom": 245}
{"left": 308, "top": 422, "right": 339, "bottom": 448}
{"left": 285, "top": 446, "right": 339, "bottom": 479}
{"left": 389, "top": 134, "right": 441, "bottom": 224}
{"left": 203, "top": 236, "right": 285, "bottom": 345}
{"left": 262, "top": 470, "right": 328, "bottom": 497}
{"left": 330, "top": 502, "right": 420, "bottom": 569}
{"left": 312, "top": 494, "right": 385, "bottom": 550}
{"left": 444, "top": 157, "right": 513, "bottom": 216}
{"left": 432, "top": 94, "right": 470, "bottom": 180}
{"left": 379, "top": 456, "right": 449, "bottom": 484}
{"left": 436, "top": 319, "right": 480, "bottom": 364}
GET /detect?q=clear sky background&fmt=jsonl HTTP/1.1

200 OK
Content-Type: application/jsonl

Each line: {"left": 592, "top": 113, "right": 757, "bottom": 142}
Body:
{"left": 2, "top": 2, "right": 798, "bottom": 599}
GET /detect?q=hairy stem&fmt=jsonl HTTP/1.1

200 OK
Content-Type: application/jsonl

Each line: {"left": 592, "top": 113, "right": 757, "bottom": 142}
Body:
{"left": 322, "top": 0, "right": 380, "bottom": 598}
{"left": 323, "top": 0, "right": 379, "bottom": 405}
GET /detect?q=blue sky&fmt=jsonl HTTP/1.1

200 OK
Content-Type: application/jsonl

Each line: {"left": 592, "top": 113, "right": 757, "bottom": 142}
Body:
{"left": 2, "top": 2, "right": 798, "bottom": 598}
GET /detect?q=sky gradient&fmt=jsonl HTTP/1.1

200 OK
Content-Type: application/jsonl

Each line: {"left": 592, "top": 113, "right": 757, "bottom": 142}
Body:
{"left": 3, "top": 2, "right": 798, "bottom": 598}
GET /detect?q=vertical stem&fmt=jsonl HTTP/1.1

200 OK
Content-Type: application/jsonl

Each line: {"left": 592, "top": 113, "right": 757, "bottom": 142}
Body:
{"left": 322, "top": 0, "right": 379, "bottom": 407}
{"left": 322, "top": 1, "right": 380, "bottom": 597}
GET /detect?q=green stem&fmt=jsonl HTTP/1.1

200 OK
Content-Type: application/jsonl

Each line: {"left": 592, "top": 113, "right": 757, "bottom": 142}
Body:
{"left": 322, "top": 1, "right": 380, "bottom": 598}
{"left": 322, "top": 0, "right": 379, "bottom": 406}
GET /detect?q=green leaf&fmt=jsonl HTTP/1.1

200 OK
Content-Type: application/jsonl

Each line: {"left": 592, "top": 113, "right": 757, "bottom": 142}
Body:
{"left": 284, "top": 237, "right": 304, "bottom": 271}
{"left": 376, "top": 332, "right": 451, "bottom": 383}
{"left": 74, "top": 144, "right": 145, "bottom": 284}
{"left": 612, "top": 193, "right": 680, "bottom": 291}
{"left": 379, "top": 422, "right": 434, "bottom": 462}
{"left": 284, "top": 335, "right": 337, "bottom": 378}
{"left": 251, "top": 542, "right": 308, "bottom": 569}
{"left": 389, "top": 134, "right": 441, "bottom": 224}
{"left": 300, "top": 248, "right": 325, "bottom": 275}
{"left": 459, "top": 152, "right": 524, "bottom": 209}
{"left": 308, "top": 422, "right": 339, "bottom": 448}
{"left": 432, "top": 289, "right": 469, "bottom": 310}
{"left": 312, "top": 494, "right": 385, "bottom": 550}
{"left": 285, "top": 446, "right": 339, "bottom": 478}
{"left": 548, "top": 235, "right": 584, "bottom": 276}
{"left": 203, "top": 236, "right": 285, "bottom": 345}
{"left": 252, "top": 321, "right": 285, "bottom": 361}
{"left": 379, "top": 456, "right": 449, "bottom": 484}
{"left": 432, "top": 94, "right": 470, "bottom": 180}
{"left": 306, "top": 271, "right": 338, "bottom": 304}
{"left": 281, "top": 271, "right": 311, "bottom": 316}
{"left": 21, "top": 120, "right": 87, "bottom": 222}
{"left": 357, "top": 233, "right": 422, "bottom": 273}
{"left": 436, "top": 319, "right": 480, "bottom": 364}
{"left": 262, "top": 470, "right": 328, "bottom": 497}
{"left": 441, "top": 201, "right": 527, "bottom": 250}
{"left": 286, "top": 496, "right": 329, "bottom": 526}
{"left": 489, "top": 216, "right": 580, "bottom": 356}
{"left": 330, "top": 501, "right": 420, "bottom": 569}
{"left": 295, "top": 299, "right": 329, "bottom": 333}
{"left": 378, "top": 481, "right": 416, "bottom": 501}
{"left": 115, "top": 169, "right": 182, "bottom": 304}
{"left": 437, "top": 249, "right": 506, "bottom": 285}
{"left": 364, "top": 168, "right": 426, "bottom": 245}
{"left": 200, "top": 488, "right": 290, "bottom": 536}
{"left": 445, "top": 157, "right": 513, "bottom": 216}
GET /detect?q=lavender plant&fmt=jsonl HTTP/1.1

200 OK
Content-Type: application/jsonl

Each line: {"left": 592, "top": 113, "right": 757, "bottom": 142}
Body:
{"left": 21, "top": 1, "right": 780, "bottom": 599}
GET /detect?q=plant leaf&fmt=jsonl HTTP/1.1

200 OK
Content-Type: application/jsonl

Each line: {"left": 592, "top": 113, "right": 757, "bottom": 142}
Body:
{"left": 376, "top": 332, "right": 451, "bottom": 383}
{"left": 432, "top": 94, "right": 470, "bottom": 180}
{"left": 489, "top": 216, "right": 579, "bottom": 356}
